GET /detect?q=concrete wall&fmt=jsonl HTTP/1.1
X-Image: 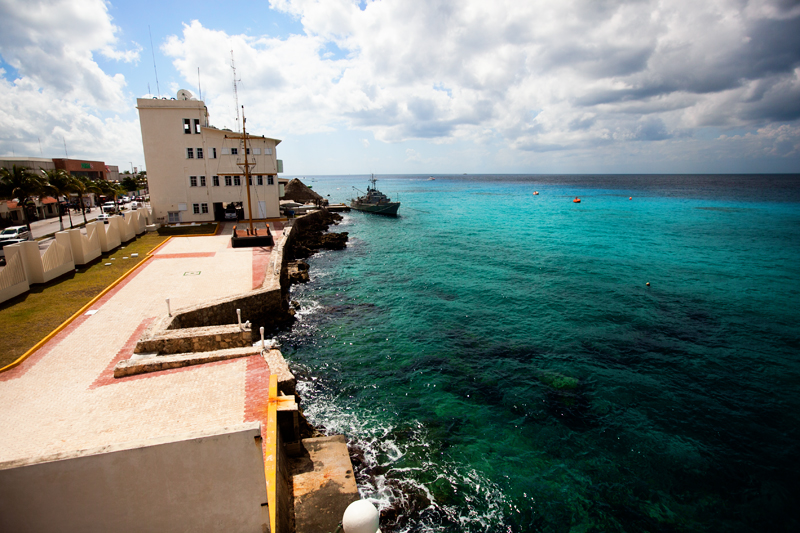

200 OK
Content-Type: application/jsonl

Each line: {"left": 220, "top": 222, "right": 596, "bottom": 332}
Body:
{"left": 137, "top": 96, "right": 281, "bottom": 224}
{"left": 0, "top": 423, "right": 269, "bottom": 533}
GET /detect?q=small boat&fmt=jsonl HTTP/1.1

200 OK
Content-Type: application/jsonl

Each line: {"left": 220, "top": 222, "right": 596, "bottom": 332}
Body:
{"left": 573, "top": 197, "right": 581, "bottom": 203}
{"left": 350, "top": 175, "right": 400, "bottom": 216}
{"left": 427, "top": 177, "right": 435, "bottom": 181}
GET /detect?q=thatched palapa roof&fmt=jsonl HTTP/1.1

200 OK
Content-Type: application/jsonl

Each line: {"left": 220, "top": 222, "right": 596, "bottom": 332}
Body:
{"left": 282, "top": 178, "right": 326, "bottom": 204}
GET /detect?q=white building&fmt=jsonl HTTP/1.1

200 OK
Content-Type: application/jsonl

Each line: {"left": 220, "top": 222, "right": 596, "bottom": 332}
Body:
{"left": 137, "top": 91, "right": 283, "bottom": 224}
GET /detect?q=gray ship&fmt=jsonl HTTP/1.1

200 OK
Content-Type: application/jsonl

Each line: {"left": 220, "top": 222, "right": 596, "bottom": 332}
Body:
{"left": 350, "top": 175, "right": 400, "bottom": 216}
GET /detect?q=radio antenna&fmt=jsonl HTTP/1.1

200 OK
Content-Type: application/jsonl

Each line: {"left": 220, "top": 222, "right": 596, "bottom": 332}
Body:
{"left": 149, "top": 26, "right": 160, "bottom": 97}
{"left": 231, "top": 50, "right": 241, "bottom": 132}
{"left": 197, "top": 67, "right": 202, "bottom": 101}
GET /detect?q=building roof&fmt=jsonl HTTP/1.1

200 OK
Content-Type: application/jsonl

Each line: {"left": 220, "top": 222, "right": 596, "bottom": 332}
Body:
{"left": 202, "top": 126, "right": 282, "bottom": 145}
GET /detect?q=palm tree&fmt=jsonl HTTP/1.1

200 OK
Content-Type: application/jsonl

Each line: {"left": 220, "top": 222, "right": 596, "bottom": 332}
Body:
{"left": 69, "top": 175, "right": 101, "bottom": 225}
{"left": 41, "top": 168, "right": 74, "bottom": 231}
{"left": 0, "top": 165, "right": 45, "bottom": 233}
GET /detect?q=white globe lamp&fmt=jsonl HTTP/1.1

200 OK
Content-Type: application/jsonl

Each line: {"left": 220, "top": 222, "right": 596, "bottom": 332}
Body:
{"left": 342, "top": 499, "right": 380, "bottom": 533}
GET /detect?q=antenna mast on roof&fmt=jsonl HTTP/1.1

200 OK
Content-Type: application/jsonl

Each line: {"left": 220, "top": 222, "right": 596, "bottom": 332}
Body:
{"left": 231, "top": 50, "right": 241, "bottom": 133}
{"left": 149, "top": 26, "right": 160, "bottom": 97}
{"left": 197, "top": 67, "right": 202, "bottom": 101}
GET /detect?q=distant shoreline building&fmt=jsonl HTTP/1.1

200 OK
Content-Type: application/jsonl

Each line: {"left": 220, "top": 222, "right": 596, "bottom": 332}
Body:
{"left": 137, "top": 91, "right": 283, "bottom": 224}
{"left": 0, "top": 156, "right": 112, "bottom": 223}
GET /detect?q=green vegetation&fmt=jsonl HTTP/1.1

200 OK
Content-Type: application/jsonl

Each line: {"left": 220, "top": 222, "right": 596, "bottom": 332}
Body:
{"left": 0, "top": 233, "right": 168, "bottom": 368}
{"left": 0, "top": 165, "right": 44, "bottom": 233}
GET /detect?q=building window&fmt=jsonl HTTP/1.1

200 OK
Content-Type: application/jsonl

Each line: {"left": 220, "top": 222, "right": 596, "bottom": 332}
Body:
{"left": 224, "top": 176, "right": 232, "bottom": 186}
{"left": 221, "top": 147, "right": 230, "bottom": 155}
{"left": 183, "top": 119, "right": 191, "bottom": 134}
{"left": 186, "top": 148, "right": 194, "bottom": 159}
{"left": 201, "top": 203, "right": 209, "bottom": 214}
{"left": 253, "top": 148, "right": 261, "bottom": 155}
{"left": 193, "top": 119, "right": 201, "bottom": 134}
{"left": 200, "top": 175, "right": 206, "bottom": 186}
{"left": 193, "top": 203, "right": 200, "bottom": 214}
{"left": 189, "top": 176, "right": 197, "bottom": 187}
{"left": 168, "top": 211, "right": 180, "bottom": 223}
{"left": 230, "top": 148, "right": 238, "bottom": 155}
{"left": 212, "top": 175, "right": 219, "bottom": 186}
{"left": 233, "top": 176, "right": 241, "bottom": 186}
{"left": 265, "top": 147, "right": 272, "bottom": 155}
{"left": 211, "top": 147, "right": 217, "bottom": 159}
{"left": 268, "top": 175, "right": 274, "bottom": 185}
{"left": 248, "top": 176, "right": 252, "bottom": 186}
{"left": 257, "top": 175, "right": 263, "bottom": 185}
{"left": 197, "top": 148, "right": 204, "bottom": 159}
{"left": 245, "top": 148, "right": 251, "bottom": 155}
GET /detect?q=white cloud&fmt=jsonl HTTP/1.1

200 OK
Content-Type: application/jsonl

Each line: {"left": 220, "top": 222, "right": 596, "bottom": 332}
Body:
{"left": 0, "top": 0, "right": 139, "bottom": 108}
{"left": 405, "top": 148, "right": 422, "bottom": 162}
{"left": 2, "top": 0, "right": 798, "bottom": 172}
{"left": 361, "top": 138, "right": 369, "bottom": 148}
{"left": 0, "top": 0, "right": 143, "bottom": 165}
{"left": 158, "top": 0, "right": 799, "bottom": 171}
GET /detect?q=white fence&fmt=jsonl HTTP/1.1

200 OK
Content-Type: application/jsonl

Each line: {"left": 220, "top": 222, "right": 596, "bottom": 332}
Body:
{"left": 69, "top": 223, "right": 102, "bottom": 266}
{"left": 20, "top": 234, "right": 74, "bottom": 285}
{"left": 0, "top": 212, "right": 154, "bottom": 305}
{"left": 98, "top": 217, "right": 121, "bottom": 252}
{"left": 0, "top": 248, "right": 30, "bottom": 303}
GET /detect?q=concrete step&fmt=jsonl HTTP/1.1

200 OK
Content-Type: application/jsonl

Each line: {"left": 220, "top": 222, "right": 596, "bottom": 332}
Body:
{"left": 134, "top": 323, "right": 252, "bottom": 355}
{"left": 114, "top": 346, "right": 259, "bottom": 378}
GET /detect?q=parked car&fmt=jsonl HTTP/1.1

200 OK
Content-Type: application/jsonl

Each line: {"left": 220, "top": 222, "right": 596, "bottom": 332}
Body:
{"left": 96, "top": 213, "right": 111, "bottom": 224}
{"left": 0, "top": 238, "right": 27, "bottom": 264}
{"left": 130, "top": 201, "right": 140, "bottom": 210}
{"left": 0, "top": 226, "right": 31, "bottom": 242}
{"left": 103, "top": 202, "right": 117, "bottom": 213}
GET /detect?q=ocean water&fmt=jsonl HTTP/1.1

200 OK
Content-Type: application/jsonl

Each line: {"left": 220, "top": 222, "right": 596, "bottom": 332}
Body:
{"left": 277, "top": 175, "right": 800, "bottom": 532}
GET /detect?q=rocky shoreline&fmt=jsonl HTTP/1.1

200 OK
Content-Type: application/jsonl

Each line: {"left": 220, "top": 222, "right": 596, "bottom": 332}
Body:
{"left": 284, "top": 209, "right": 348, "bottom": 286}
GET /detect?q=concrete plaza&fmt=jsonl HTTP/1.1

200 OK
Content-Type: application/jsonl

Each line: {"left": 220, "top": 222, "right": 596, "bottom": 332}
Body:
{"left": 0, "top": 222, "right": 283, "bottom": 466}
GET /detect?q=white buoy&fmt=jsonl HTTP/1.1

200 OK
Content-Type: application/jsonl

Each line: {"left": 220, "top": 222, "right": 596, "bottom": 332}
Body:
{"left": 166, "top": 298, "right": 171, "bottom": 317}
{"left": 260, "top": 327, "right": 265, "bottom": 350}
{"left": 342, "top": 500, "right": 380, "bottom": 533}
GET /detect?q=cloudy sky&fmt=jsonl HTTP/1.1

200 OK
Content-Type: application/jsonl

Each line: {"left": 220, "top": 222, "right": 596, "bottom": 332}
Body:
{"left": 1, "top": 0, "right": 799, "bottom": 174}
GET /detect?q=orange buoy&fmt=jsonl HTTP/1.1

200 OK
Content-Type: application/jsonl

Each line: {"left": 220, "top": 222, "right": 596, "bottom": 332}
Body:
{"left": 573, "top": 197, "right": 581, "bottom": 203}
{"left": 533, "top": 191, "right": 539, "bottom": 195}
{"left": 646, "top": 282, "right": 650, "bottom": 286}
{"left": 629, "top": 197, "right": 632, "bottom": 200}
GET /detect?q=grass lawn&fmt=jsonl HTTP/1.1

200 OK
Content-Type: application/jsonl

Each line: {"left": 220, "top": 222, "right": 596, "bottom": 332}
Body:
{"left": 0, "top": 233, "right": 168, "bottom": 368}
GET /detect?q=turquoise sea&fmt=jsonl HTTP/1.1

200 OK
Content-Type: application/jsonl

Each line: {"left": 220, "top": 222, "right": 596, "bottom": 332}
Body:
{"left": 278, "top": 175, "right": 800, "bottom": 532}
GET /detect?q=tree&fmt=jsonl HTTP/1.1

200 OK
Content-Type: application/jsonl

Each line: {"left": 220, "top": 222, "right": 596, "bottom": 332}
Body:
{"left": 41, "top": 168, "right": 74, "bottom": 231}
{"left": 69, "top": 175, "right": 101, "bottom": 225}
{"left": 120, "top": 176, "right": 138, "bottom": 193}
{"left": 0, "top": 165, "right": 45, "bottom": 233}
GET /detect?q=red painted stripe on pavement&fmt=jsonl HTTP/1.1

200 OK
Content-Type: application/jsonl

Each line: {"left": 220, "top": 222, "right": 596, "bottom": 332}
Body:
{"left": 0, "top": 259, "right": 152, "bottom": 382}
